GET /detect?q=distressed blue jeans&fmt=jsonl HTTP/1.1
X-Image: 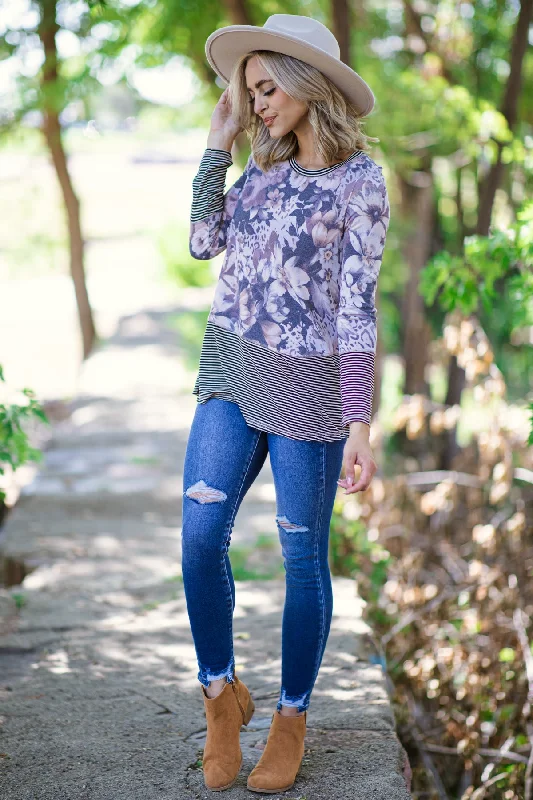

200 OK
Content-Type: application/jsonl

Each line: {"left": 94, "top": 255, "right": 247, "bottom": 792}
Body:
{"left": 181, "top": 397, "right": 345, "bottom": 713}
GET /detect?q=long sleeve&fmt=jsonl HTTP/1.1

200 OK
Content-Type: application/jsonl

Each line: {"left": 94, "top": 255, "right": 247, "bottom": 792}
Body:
{"left": 336, "top": 167, "right": 390, "bottom": 426}
{"left": 189, "top": 147, "right": 253, "bottom": 260}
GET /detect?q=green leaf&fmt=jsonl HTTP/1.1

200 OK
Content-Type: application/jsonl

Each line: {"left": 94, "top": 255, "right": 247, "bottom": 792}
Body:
{"left": 498, "top": 704, "right": 517, "bottom": 721}
{"left": 498, "top": 648, "right": 515, "bottom": 663}
{"left": 11, "top": 592, "right": 27, "bottom": 609}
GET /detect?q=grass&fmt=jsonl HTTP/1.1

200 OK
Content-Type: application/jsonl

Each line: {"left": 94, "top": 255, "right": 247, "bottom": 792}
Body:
{"left": 254, "top": 532, "right": 278, "bottom": 549}
{"left": 229, "top": 535, "right": 284, "bottom": 581}
{"left": 129, "top": 456, "right": 161, "bottom": 466}
{"left": 10, "top": 592, "right": 27, "bottom": 610}
{"left": 139, "top": 589, "right": 181, "bottom": 612}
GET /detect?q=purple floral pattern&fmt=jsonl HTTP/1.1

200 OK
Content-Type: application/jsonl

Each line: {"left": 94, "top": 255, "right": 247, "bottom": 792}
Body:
{"left": 190, "top": 152, "right": 390, "bottom": 359}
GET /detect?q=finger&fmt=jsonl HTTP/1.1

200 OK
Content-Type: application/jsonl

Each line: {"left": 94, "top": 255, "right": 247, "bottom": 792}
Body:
{"left": 338, "top": 458, "right": 358, "bottom": 491}
{"left": 346, "top": 459, "right": 375, "bottom": 494}
{"left": 343, "top": 461, "right": 355, "bottom": 490}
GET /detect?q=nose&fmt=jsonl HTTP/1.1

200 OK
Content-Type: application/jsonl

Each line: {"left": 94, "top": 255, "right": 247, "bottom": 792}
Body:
{"left": 255, "top": 95, "right": 269, "bottom": 116}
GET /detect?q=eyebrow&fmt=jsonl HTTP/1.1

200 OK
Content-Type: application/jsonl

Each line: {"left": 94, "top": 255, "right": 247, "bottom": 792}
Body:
{"left": 247, "top": 79, "right": 273, "bottom": 93}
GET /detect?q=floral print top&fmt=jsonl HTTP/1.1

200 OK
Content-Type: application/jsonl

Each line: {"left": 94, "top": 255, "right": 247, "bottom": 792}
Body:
{"left": 189, "top": 146, "right": 390, "bottom": 442}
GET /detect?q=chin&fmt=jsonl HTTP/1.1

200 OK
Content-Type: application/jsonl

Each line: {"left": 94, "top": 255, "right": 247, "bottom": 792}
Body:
{"left": 268, "top": 124, "right": 289, "bottom": 139}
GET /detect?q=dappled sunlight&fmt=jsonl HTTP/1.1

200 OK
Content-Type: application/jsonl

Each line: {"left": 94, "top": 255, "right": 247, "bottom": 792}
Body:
{"left": 40, "top": 648, "right": 72, "bottom": 675}
{"left": 331, "top": 616, "right": 369, "bottom": 635}
{"left": 233, "top": 585, "right": 283, "bottom": 615}
{"left": 2, "top": 298, "right": 386, "bottom": 750}
{"left": 93, "top": 590, "right": 139, "bottom": 609}
{"left": 90, "top": 534, "right": 124, "bottom": 555}
{"left": 253, "top": 480, "right": 277, "bottom": 503}
{"left": 0, "top": 1, "right": 529, "bottom": 793}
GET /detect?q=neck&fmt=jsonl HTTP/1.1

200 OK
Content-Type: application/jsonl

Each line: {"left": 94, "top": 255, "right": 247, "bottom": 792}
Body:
{"left": 293, "top": 120, "right": 320, "bottom": 167}
{"left": 292, "top": 118, "right": 345, "bottom": 169}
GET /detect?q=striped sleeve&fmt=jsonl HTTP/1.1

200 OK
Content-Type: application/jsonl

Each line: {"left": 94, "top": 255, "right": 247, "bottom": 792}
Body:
{"left": 337, "top": 167, "right": 390, "bottom": 426}
{"left": 190, "top": 148, "right": 233, "bottom": 222}
{"left": 340, "top": 351, "right": 376, "bottom": 427}
{"left": 189, "top": 147, "right": 253, "bottom": 260}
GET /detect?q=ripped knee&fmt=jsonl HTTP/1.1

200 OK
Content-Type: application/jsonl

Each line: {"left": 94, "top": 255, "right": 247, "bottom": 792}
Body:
{"left": 276, "top": 514, "right": 309, "bottom": 533}
{"left": 185, "top": 480, "right": 227, "bottom": 504}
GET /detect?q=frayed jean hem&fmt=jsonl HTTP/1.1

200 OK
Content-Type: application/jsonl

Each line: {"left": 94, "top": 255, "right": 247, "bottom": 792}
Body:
{"left": 198, "top": 655, "right": 235, "bottom": 688}
{"left": 276, "top": 687, "right": 309, "bottom": 714}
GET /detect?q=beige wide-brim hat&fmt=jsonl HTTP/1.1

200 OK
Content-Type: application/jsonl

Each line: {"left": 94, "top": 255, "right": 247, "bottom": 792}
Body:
{"left": 205, "top": 14, "right": 375, "bottom": 117}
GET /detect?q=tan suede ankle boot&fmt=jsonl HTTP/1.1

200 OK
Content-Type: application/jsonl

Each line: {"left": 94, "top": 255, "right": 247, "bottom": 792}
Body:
{"left": 201, "top": 673, "right": 255, "bottom": 791}
{"left": 247, "top": 709, "right": 307, "bottom": 793}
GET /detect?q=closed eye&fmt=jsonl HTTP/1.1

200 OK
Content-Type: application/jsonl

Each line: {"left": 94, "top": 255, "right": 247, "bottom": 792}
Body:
{"left": 248, "top": 87, "right": 276, "bottom": 104}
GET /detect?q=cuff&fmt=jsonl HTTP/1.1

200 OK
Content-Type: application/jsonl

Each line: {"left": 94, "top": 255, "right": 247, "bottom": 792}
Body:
{"left": 340, "top": 351, "right": 375, "bottom": 427}
{"left": 190, "top": 149, "right": 234, "bottom": 223}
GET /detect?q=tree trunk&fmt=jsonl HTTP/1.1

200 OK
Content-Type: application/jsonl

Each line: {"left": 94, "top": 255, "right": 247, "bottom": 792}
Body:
{"left": 42, "top": 114, "right": 96, "bottom": 359}
{"left": 399, "top": 170, "right": 434, "bottom": 396}
{"left": 331, "top": 0, "right": 351, "bottom": 65}
{"left": 438, "top": 355, "right": 465, "bottom": 468}
{"left": 441, "top": 0, "right": 532, "bottom": 465}
{"left": 221, "top": 0, "right": 252, "bottom": 26}
{"left": 39, "top": 0, "right": 96, "bottom": 360}
{"left": 476, "top": 0, "right": 533, "bottom": 235}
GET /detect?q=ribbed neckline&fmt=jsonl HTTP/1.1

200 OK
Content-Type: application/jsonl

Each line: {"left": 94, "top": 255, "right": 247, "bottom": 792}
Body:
{"left": 289, "top": 149, "right": 364, "bottom": 175}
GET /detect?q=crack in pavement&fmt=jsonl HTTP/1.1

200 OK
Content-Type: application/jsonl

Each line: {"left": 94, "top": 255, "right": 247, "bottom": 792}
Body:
{"left": 127, "top": 688, "right": 176, "bottom": 715}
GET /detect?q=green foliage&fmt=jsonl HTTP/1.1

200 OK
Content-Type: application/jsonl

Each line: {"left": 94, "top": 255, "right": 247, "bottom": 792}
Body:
{"left": 0, "top": 366, "right": 48, "bottom": 504}
{"left": 158, "top": 221, "right": 214, "bottom": 289}
{"left": 0, "top": 1, "right": 144, "bottom": 126}
{"left": 420, "top": 200, "right": 533, "bottom": 423}
{"left": 498, "top": 647, "right": 515, "bottom": 663}
{"left": 329, "top": 498, "right": 393, "bottom": 628}
{"left": 11, "top": 592, "right": 27, "bottom": 610}
{"left": 168, "top": 308, "right": 210, "bottom": 372}
{"left": 228, "top": 541, "right": 284, "bottom": 581}
{"left": 420, "top": 201, "right": 533, "bottom": 320}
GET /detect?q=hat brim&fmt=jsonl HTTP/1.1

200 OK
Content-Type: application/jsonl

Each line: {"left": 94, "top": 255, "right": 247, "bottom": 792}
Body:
{"left": 205, "top": 25, "right": 375, "bottom": 117}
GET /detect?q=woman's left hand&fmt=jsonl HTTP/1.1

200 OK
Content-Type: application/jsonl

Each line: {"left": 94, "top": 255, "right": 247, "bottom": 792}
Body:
{"left": 337, "top": 422, "right": 377, "bottom": 495}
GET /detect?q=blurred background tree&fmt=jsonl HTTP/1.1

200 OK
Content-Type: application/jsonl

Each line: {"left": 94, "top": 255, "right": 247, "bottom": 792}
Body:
{"left": 0, "top": 0, "right": 144, "bottom": 357}
{"left": 1, "top": 1, "right": 532, "bottom": 795}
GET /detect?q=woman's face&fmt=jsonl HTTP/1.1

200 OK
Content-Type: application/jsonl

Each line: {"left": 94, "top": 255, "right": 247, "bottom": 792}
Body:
{"left": 244, "top": 55, "right": 308, "bottom": 138}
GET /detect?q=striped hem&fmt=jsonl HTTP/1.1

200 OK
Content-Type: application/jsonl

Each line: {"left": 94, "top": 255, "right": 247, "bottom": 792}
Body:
{"left": 194, "top": 321, "right": 347, "bottom": 441}
{"left": 193, "top": 322, "right": 374, "bottom": 442}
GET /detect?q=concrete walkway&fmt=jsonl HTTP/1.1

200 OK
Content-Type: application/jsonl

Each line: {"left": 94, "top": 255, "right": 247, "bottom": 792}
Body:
{"left": 0, "top": 302, "right": 411, "bottom": 799}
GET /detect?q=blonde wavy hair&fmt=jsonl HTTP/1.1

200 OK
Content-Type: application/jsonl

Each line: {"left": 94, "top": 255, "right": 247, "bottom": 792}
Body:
{"left": 227, "top": 50, "right": 379, "bottom": 174}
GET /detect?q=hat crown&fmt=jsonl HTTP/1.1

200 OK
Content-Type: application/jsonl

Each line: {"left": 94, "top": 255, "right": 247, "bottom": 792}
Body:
{"left": 263, "top": 14, "right": 340, "bottom": 61}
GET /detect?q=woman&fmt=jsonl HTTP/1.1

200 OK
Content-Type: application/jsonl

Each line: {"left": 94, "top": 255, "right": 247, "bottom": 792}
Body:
{"left": 182, "top": 13, "right": 390, "bottom": 794}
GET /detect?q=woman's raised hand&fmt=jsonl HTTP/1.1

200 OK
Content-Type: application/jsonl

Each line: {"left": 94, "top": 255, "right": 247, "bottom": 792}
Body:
{"left": 207, "top": 88, "right": 243, "bottom": 152}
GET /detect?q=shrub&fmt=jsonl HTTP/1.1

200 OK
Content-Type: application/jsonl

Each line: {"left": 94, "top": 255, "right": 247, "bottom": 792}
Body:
{"left": 0, "top": 365, "right": 48, "bottom": 505}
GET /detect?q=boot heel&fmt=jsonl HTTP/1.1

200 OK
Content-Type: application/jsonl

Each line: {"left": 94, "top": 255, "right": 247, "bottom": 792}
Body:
{"left": 244, "top": 695, "right": 255, "bottom": 725}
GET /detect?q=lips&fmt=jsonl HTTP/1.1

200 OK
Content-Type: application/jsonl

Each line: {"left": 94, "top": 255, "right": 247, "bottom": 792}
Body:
{"left": 263, "top": 116, "right": 276, "bottom": 126}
